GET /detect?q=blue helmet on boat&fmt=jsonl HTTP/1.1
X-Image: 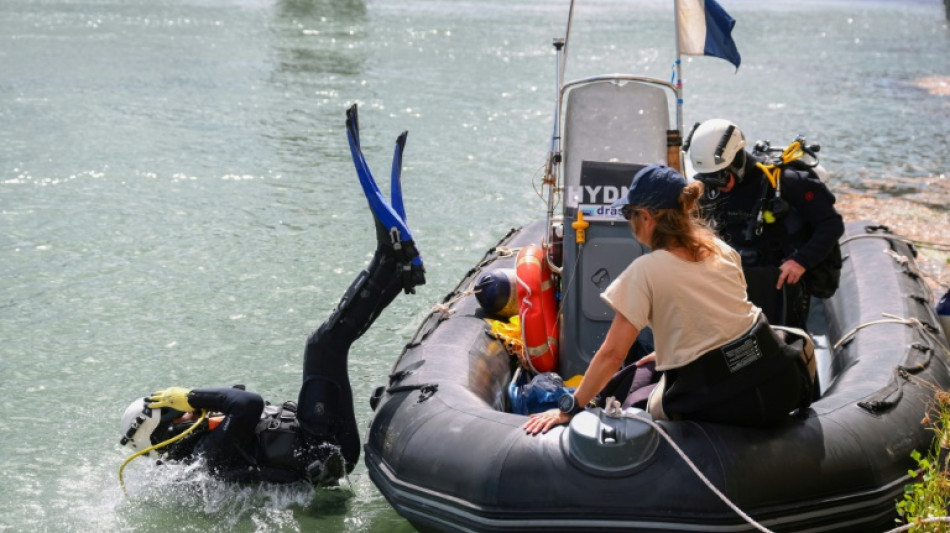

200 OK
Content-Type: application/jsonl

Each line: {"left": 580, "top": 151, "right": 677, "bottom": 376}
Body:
{"left": 475, "top": 268, "right": 519, "bottom": 318}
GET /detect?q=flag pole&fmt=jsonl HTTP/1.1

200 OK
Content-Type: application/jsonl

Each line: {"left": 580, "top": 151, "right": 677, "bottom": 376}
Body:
{"left": 673, "top": 0, "right": 684, "bottom": 135}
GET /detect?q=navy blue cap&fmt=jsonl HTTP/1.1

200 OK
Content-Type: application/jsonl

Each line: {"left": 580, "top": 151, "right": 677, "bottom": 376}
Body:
{"left": 610, "top": 164, "right": 687, "bottom": 211}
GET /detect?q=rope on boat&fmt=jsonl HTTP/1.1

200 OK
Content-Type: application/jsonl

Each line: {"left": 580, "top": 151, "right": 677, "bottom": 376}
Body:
{"left": 431, "top": 245, "right": 521, "bottom": 319}
{"left": 884, "top": 248, "right": 912, "bottom": 268}
{"left": 432, "top": 290, "right": 475, "bottom": 319}
{"left": 883, "top": 516, "right": 950, "bottom": 533}
{"left": 841, "top": 231, "right": 949, "bottom": 289}
{"left": 607, "top": 400, "right": 775, "bottom": 533}
{"left": 586, "top": 230, "right": 946, "bottom": 531}
{"left": 833, "top": 313, "right": 944, "bottom": 352}
{"left": 476, "top": 245, "right": 519, "bottom": 268}
{"left": 608, "top": 320, "right": 948, "bottom": 533}
{"left": 840, "top": 231, "right": 950, "bottom": 253}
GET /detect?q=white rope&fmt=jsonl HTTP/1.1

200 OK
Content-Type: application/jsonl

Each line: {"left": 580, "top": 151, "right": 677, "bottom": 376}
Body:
{"left": 833, "top": 314, "right": 919, "bottom": 351}
{"left": 607, "top": 400, "right": 775, "bottom": 533}
{"left": 432, "top": 246, "right": 521, "bottom": 319}
{"left": 431, "top": 289, "right": 476, "bottom": 319}
{"left": 837, "top": 231, "right": 950, "bottom": 252}
{"left": 841, "top": 233, "right": 950, "bottom": 289}
{"left": 882, "top": 516, "right": 950, "bottom": 533}
{"left": 584, "top": 234, "right": 948, "bottom": 532}
{"left": 839, "top": 232, "right": 915, "bottom": 247}
{"left": 833, "top": 313, "right": 945, "bottom": 352}
{"left": 880, "top": 247, "right": 950, "bottom": 294}
{"left": 474, "top": 245, "right": 519, "bottom": 270}
{"left": 884, "top": 248, "right": 911, "bottom": 268}
{"left": 610, "top": 377, "right": 950, "bottom": 533}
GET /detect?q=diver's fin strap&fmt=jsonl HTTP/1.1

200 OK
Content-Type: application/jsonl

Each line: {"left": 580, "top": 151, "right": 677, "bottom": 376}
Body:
{"left": 402, "top": 261, "right": 426, "bottom": 294}
{"left": 394, "top": 238, "right": 425, "bottom": 295}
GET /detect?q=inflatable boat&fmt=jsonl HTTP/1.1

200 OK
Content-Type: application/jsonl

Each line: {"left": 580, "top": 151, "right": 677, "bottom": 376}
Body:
{"left": 364, "top": 14, "right": 950, "bottom": 531}
{"left": 366, "top": 214, "right": 949, "bottom": 531}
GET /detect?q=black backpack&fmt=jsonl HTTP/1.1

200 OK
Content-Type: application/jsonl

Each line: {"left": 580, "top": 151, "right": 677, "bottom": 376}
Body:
{"left": 753, "top": 139, "right": 842, "bottom": 299}
{"left": 803, "top": 241, "right": 842, "bottom": 298}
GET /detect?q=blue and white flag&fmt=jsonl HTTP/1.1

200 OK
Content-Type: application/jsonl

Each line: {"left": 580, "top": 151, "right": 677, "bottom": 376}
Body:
{"left": 676, "top": 0, "right": 741, "bottom": 69}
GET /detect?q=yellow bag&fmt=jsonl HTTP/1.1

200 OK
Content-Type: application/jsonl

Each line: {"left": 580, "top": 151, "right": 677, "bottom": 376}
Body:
{"left": 485, "top": 316, "right": 526, "bottom": 367}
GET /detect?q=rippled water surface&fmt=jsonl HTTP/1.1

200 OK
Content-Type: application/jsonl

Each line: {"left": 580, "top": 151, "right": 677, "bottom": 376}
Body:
{"left": 1, "top": 0, "right": 947, "bottom": 531}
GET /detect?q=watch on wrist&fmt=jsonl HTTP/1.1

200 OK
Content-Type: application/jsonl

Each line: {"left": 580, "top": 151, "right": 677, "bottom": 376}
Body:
{"left": 557, "top": 394, "right": 584, "bottom": 416}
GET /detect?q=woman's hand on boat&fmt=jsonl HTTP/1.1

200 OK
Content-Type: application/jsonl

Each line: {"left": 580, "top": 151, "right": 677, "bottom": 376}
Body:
{"left": 523, "top": 409, "right": 571, "bottom": 435}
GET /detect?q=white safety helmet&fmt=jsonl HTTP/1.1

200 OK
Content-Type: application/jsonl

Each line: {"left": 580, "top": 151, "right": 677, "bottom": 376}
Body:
{"left": 120, "top": 398, "right": 161, "bottom": 451}
{"left": 687, "top": 119, "right": 748, "bottom": 176}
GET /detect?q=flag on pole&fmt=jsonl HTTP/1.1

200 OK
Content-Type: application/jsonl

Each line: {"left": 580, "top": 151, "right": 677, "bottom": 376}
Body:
{"left": 676, "top": 0, "right": 741, "bottom": 69}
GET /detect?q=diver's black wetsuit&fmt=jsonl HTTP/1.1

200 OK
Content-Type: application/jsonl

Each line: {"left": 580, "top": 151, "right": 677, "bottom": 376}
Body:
{"left": 156, "top": 106, "right": 424, "bottom": 484}
{"left": 297, "top": 219, "right": 422, "bottom": 472}
{"left": 700, "top": 152, "right": 843, "bottom": 328}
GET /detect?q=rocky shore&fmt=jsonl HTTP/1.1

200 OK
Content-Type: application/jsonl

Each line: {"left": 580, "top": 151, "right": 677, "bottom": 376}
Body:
{"left": 834, "top": 188, "right": 949, "bottom": 297}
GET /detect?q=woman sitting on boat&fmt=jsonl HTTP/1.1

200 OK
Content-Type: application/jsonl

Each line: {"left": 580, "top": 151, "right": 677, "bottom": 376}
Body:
{"left": 119, "top": 105, "right": 425, "bottom": 486}
{"left": 524, "top": 164, "right": 812, "bottom": 434}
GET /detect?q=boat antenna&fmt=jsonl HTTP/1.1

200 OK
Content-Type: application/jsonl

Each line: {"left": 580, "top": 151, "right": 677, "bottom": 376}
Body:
{"left": 543, "top": 0, "right": 577, "bottom": 271}
{"left": 559, "top": 0, "right": 576, "bottom": 89}
{"left": 672, "top": 0, "right": 685, "bottom": 135}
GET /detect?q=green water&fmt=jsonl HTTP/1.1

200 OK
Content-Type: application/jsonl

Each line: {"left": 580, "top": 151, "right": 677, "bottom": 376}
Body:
{"left": 1, "top": 0, "right": 947, "bottom": 531}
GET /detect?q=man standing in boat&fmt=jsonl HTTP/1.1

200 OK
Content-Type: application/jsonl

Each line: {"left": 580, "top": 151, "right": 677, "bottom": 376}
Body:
{"left": 118, "top": 106, "right": 424, "bottom": 487}
{"left": 686, "top": 119, "right": 844, "bottom": 329}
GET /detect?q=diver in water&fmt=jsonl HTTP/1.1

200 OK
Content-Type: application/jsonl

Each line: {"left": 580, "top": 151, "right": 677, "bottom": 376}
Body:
{"left": 119, "top": 105, "right": 425, "bottom": 487}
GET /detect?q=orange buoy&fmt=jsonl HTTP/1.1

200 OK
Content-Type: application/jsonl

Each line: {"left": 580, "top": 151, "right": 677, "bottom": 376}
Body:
{"left": 515, "top": 244, "right": 559, "bottom": 373}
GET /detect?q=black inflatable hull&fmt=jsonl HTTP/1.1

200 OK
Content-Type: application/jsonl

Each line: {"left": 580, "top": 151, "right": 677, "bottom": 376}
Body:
{"left": 366, "top": 220, "right": 950, "bottom": 532}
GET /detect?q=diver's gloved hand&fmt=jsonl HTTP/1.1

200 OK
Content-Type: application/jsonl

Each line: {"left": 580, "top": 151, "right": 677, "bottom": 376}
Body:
{"left": 147, "top": 387, "right": 195, "bottom": 412}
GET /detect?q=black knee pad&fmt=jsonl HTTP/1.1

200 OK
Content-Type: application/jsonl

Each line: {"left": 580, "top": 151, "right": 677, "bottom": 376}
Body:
{"left": 297, "top": 376, "right": 344, "bottom": 438}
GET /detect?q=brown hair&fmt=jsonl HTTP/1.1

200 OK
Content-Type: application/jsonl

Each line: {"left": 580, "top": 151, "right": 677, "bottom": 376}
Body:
{"left": 646, "top": 181, "right": 721, "bottom": 260}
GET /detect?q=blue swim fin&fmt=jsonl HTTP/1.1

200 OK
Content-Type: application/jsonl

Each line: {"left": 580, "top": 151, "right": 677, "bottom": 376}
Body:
{"left": 390, "top": 131, "right": 408, "bottom": 223}
{"left": 344, "top": 105, "right": 424, "bottom": 292}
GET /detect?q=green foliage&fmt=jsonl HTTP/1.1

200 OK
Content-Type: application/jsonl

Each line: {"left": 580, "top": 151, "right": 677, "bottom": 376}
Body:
{"left": 896, "top": 391, "right": 950, "bottom": 531}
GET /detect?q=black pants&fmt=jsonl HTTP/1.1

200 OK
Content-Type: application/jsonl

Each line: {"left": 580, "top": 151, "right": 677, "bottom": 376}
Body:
{"left": 743, "top": 266, "right": 810, "bottom": 329}
{"left": 297, "top": 224, "right": 405, "bottom": 471}
{"left": 661, "top": 314, "right": 810, "bottom": 427}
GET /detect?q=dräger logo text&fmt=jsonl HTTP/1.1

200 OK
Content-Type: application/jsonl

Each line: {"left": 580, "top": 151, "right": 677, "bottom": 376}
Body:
{"left": 580, "top": 205, "right": 625, "bottom": 219}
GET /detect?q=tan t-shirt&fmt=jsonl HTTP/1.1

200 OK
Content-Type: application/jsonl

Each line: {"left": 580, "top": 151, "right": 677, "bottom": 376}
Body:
{"left": 601, "top": 239, "right": 760, "bottom": 371}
